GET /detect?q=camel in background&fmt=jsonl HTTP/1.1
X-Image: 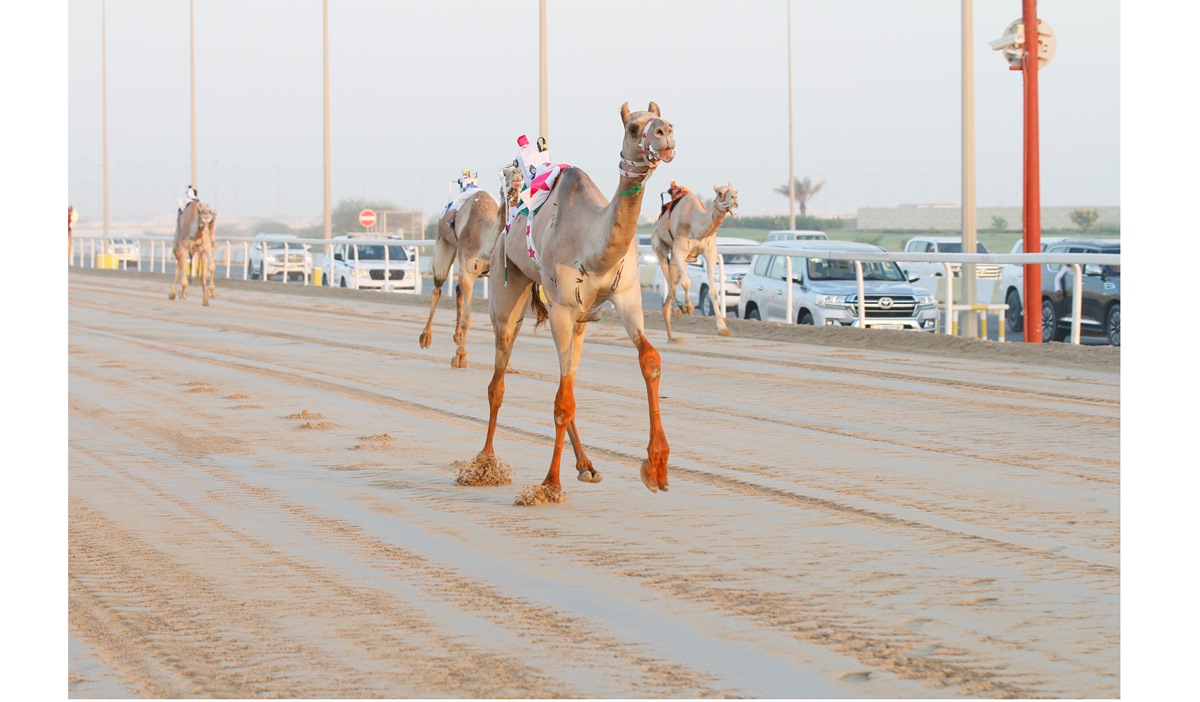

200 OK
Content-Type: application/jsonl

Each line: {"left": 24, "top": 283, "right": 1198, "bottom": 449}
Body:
{"left": 168, "top": 201, "right": 217, "bottom": 306}
{"left": 420, "top": 164, "right": 524, "bottom": 368}
{"left": 652, "top": 183, "right": 739, "bottom": 341}
{"left": 468, "top": 101, "right": 676, "bottom": 501}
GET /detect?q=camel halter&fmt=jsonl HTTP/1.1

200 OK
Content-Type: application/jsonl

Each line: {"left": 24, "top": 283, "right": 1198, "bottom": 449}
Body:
{"left": 618, "top": 117, "right": 668, "bottom": 196}
{"left": 716, "top": 195, "right": 737, "bottom": 216}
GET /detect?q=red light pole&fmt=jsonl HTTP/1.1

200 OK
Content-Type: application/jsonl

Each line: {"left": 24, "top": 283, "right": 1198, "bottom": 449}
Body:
{"left": 991, "top": 2, "right": 1055, "bottom": 343}
{"left": 1020, "top": 0, "right": 1042, "bottom": 343}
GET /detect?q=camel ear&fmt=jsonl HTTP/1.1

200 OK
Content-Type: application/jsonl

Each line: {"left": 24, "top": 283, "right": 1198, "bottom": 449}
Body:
{"left": 648, "top": 101, "right": 661, "bottom": 116}
{"left": 713, "top": 184, "right": 721, "bottom": 193}
{"left": 620, "top": 101, "right": 631, "bottom": 125}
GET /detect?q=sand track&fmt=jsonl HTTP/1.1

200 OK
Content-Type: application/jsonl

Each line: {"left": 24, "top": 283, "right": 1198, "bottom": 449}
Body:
{"left": 69, "top": 271, "right": 1119, "bottom": 698}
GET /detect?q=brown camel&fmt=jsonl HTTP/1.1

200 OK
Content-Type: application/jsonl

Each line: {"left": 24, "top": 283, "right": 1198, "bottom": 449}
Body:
{"left": 652, "top": 183, "right": 739, "bottom": 341}
{"left": 468, "top": 101, "right": 676, "bottom": 502}
{"left": 168, "top": 201, "right": 217, "bottom": 306}
{"left": 420, "top": 164, "right": 524, "bottom": 368}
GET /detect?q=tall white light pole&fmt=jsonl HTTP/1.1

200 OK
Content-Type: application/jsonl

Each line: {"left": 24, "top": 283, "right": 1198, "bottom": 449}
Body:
{"left": 787, "top": 1, "right": 796, "bottom": 230}
{"left": 323, "top": 0, "right": 332, "bottom": 239}
{"left": 539, "top": 0, "right": 548, "bottom": 141}
{"left": 102, "top": 0, "right": 110, "bottom": 238}
{"left": 190, "top": 0, "right": 197, "bottom": 189}
{"left": 961, "top": 0, "right": 978, "bottom": 337}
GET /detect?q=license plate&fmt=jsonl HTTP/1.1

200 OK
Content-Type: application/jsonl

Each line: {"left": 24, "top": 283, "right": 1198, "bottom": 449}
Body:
{"left": 871, "top": 324, "right": 904, "bottom": 330}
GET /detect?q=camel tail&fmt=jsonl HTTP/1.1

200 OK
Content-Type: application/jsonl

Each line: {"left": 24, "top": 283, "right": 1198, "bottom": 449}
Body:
{"left": 530, "top": 283, "right": 549, "bottom": 330}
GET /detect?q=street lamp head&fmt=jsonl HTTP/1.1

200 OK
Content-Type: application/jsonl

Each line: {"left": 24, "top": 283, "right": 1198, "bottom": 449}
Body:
{"left": 991, "top": 18, "right": 1056, "bottom": 70}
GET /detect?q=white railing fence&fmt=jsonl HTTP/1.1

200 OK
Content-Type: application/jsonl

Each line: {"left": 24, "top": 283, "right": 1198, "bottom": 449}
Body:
{"left": 70, "top": 236, "right": 1118, "bottom": 344}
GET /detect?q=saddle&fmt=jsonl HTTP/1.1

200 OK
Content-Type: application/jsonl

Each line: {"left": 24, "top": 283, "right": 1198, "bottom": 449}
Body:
{"left": 658, "top": 181, "right": 691, "bottom": 219}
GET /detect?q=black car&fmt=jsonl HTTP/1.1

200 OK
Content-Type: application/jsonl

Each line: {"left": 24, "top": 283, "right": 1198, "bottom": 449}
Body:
{"left": 1041, "top": 239, "right": 1120, "bottom": 346}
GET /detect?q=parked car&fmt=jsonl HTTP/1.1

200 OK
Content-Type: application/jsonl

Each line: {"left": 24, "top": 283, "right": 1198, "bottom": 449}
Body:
{"left": 326, "top": 235, "right": 420, "bottom": 293}
{"left": 653, "top": 237, "right": 757, "bottom": 316}
{"left": 248, "top": 233, "right": 314, "bottom": 282}
{"left": 1039, "top": 239, "right": 1120, "bottom": 345}
{"left": 109, "top": 239, "right": 141, "bottom": 267}
{"left": 900, "top": 236, "right": 1001, "bottom": 295}
{"left": 1000, "top": 237, "right": 1070, "bottom": 333}
{"left": 636, "top": 233, "right": 658, "bottom": 287}
{"left": 739, "top": 240, "right": 938, "bottom": 330}
{"left": 766, "top": 229, "right": 827, "bottom": 242}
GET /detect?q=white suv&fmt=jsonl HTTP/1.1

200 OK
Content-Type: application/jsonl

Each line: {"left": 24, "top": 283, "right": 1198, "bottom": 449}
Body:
{"left": 653, "top": 237, "right": 757, "bottom": 316}
{"left": 900, "top": 236, "right": 1001, "bottom": 295}
{"left": 326, "top": 236, "right": 421, "bottom": 293}
{"left": 738, "top": 240, "right": 938, "bottom": 330}
{"left": 249, "top": 233, "right": 314, "bottom": 282}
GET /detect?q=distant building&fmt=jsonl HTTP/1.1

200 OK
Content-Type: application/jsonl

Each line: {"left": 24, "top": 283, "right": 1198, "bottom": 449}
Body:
{"left": 856, "top": 205, "right": 1119, "bottom": 231}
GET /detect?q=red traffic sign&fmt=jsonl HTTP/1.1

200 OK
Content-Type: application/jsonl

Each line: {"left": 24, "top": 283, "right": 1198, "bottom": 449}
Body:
{"left": 358, "top": 209, "right": 377, "bottom": 228}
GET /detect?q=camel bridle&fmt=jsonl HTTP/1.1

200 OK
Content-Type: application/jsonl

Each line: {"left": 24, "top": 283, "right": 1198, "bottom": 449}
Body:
{"left": 619, "top": 116, "right": 670, "bottom": 181}
{"left": 716, "top": 193, "right": 737, "bottom": 216}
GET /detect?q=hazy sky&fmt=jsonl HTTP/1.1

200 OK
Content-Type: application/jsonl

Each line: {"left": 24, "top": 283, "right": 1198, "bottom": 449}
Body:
{"left": 66, "top": 0, "right": 1120, "bottom": 225}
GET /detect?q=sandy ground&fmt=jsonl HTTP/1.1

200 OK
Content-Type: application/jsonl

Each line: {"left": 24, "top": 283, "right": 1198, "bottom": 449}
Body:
{"left": 68, "top": 269, "right": 1119, "bottom": 698}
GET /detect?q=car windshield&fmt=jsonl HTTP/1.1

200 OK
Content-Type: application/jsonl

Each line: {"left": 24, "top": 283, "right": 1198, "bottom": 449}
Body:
{"left": 807, "top": 257, "right": 905, "bottom": 281}
{"left": 348, "top": 244, "right": 409, "bottom": 261}
{"left": 723, "top": 253, "right": 753, "bottom": 265}
{"left": 936, "top": 242, "right": 988, "bottom": 253}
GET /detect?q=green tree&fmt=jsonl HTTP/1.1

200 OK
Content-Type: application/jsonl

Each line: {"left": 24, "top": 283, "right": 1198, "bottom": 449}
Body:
{"left": 774, "top": 176, "right": 825, "bottom": 217}
{"left": 1070, "top": 208, "right": 1101, "bottom": 231}
{"left": 991, "top": 215, "right": 1007, "bottom": 231}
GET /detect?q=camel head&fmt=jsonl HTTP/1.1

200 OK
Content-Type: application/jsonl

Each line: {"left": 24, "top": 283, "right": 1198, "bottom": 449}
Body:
{"left": 500, "top": 160, "right": 524, "bottom": 206}
{"left": 198, "top": 203, "right": 216, "bottom": 232}
{"left": 619, "top": 101, "right": 675, "bottom": 168}
{"left": 713, "top": 183, "right": 739, "bottom": 215}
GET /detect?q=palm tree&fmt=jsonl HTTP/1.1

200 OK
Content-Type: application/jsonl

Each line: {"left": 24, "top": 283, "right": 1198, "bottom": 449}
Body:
{"left": 774, "top": 176, "right": 825, "bottom": 217}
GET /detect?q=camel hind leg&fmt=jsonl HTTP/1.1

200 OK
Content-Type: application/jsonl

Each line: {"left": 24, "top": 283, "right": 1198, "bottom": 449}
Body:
{"left": 168, "top": 247, "right": 188, "bottom": 300}
{"left": 480, "top": 261, "right": 533, "bottom": 458}
{"left": 451, "top": 262, "right": 480, "bottom": 369}
{"left": 702, "top": 247, "right": 730, "bottom": 335}
{"left": 419, "top": 235, "right": 457, "bottom": 348}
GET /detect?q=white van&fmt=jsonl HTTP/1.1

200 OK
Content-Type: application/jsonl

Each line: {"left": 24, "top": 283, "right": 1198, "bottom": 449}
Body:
{"left": 325, "top": 235, "right": 421, "bottom": 293}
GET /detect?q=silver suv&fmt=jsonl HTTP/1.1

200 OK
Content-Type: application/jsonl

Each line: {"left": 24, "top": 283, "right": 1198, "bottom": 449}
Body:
{"left": 739, "top": 240, "right": 938, "bottom": 330}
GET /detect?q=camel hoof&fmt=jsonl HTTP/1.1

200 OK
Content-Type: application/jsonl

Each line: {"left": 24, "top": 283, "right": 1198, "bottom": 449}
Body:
{"left": 514, "top": 484, "right": 566, "bottom": 506}
{"left": 718, "top": 329, "right": 732, "bottom": 337}
{"left": 452, "top": 451, "right": 513, "bottom": 486}
{"left": 640, "top": 460, "right": 668, "bottom": 493}
{"left": 451, "top": 353, "right": 468, "bottom": 369}
{"left": 203, "top": 299, "right": 210, "bottom": 307}
{"left": 418, "top": 332, "right": 432, "bottom": 349}
{"left": 168, "top": 292, "right": 176, "bottom": 300}
{"left": 577, "top": 467, "right": 603, "bottom": 483}
{"left": 668, "top": 337, "right": 686, "bottom": 344}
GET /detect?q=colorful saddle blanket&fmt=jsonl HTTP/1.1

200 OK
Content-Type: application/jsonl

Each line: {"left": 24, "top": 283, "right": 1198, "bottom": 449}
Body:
{"left": 506, "top": 163, "right": 570, "bottom": 271}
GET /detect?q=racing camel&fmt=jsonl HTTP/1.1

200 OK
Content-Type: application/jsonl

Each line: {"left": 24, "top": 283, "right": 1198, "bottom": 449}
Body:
{"left": 420, "top": 164, "right": 524, "bottom": 368}
{"left": 652, "top": 182, "right": 739, "bottom": 341}
{"left": 464, "top": 101, "right": 676, "bottom": 503}
{"left": 168, "top": 200, "right": 217, "bottom": 306}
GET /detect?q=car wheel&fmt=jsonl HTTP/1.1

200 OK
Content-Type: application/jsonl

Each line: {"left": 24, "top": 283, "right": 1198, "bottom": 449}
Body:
{"left": 1005, "top": 288, "right": 1023, "bottom": 333}
{"left": 250, "top": 263, "right": 260, "bottom": 280}
{"left": 1041, "top": 298, "right": 1063, "bottom": 343}
{"left": 1106, "top": 303, "right": 1120, "bottom": 347}
{"left": 746, "top": 305, "right": 760, "bottom": 321}
{"left": 798, "top": 310, "right": 814, "bottom": 325}
{"left": 340, "top": 277, "right": 348, "bottom": 288}
{"left": 699, "top": 287, "right": 714, "bottom": 316}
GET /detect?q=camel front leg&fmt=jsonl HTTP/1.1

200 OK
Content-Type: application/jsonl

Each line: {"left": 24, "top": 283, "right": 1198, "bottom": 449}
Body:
{"left": 702, "top": 247, "right": 730, "bottom": 335}
{"left": 657, "top": 255, "right": 683, "bottom": 342}
{"left": 609, "top": 289, "right": 670, "bottom": 492}
{"left": 480, "top": 264, "right": 533, "bottom": 458}
{"left": 563, "top": 318, "right": 600, "bottom": 483}
{"left": 200, "top": 244, "right": 213, "bottom": 307}
{"left": 168, "top": 247, "right": 187, "bottom": 300}
{"left": 540, "top": 304, "right": 585, "bottom": 492}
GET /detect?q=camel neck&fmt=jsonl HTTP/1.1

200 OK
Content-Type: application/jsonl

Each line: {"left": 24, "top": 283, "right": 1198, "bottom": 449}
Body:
{"left": 598, "top": 171, "right": 649, "bottom": 267}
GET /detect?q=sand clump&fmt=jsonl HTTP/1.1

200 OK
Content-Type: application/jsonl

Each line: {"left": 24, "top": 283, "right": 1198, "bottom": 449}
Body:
{"left": 451, "top": 452, "right": 513, "bottom": 487}
{"left": 225, "top": 393, "right": 249, "bottom": 400}
{"left": 350, "top": 433, "right": 394, "bottom": 451}
{"left": 514, "top": 484, "right": 566, "bottom": 506}
{"left": 298, "top": 421, "right": 339, "bottom": 430}
{"left": 286, "top": 409, "right": 325, "bottom": 420}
